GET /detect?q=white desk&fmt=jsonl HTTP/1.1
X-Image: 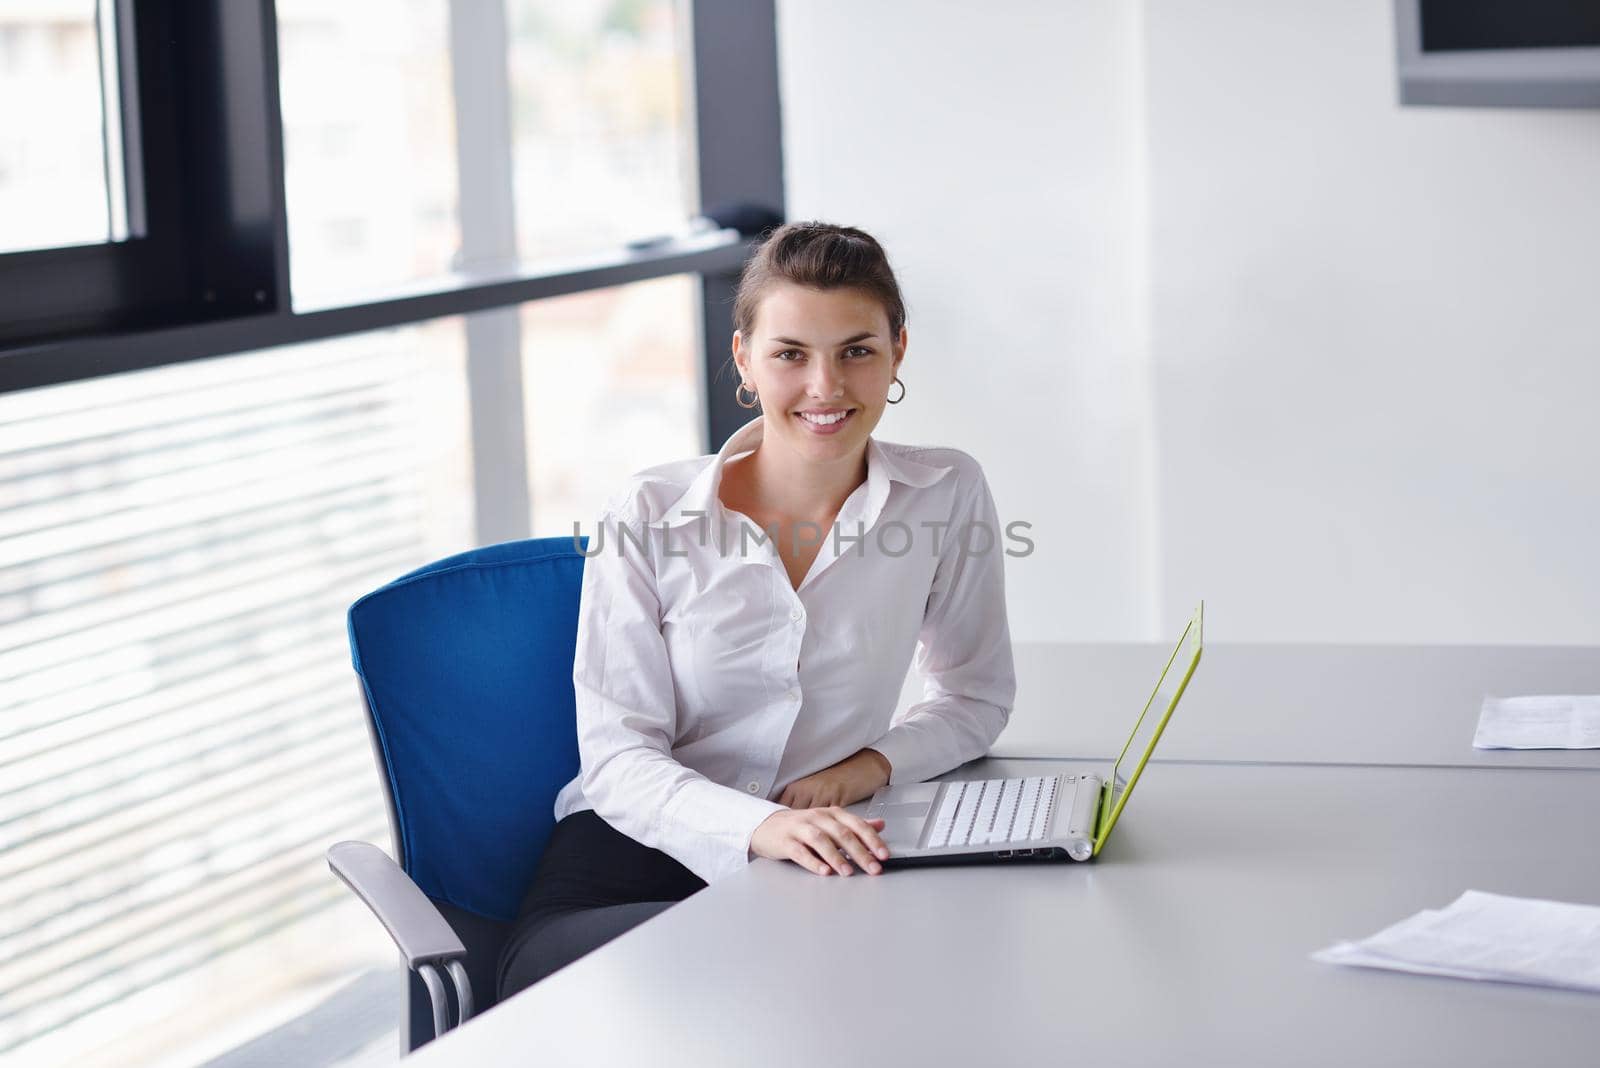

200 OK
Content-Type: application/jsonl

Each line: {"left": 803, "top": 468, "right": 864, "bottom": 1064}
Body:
{"left": 917, "top": 642, "right": 1600, "bottom": 769}
{"left": 411, "top": 758, "right": 1600, "bottom": 1066}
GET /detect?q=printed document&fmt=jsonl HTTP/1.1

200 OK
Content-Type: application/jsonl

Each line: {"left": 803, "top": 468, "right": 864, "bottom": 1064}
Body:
{"left": 1313, "top": 890, "right": 1600, "bottom": 993}
{"left": 1473, "top": 695, "right": 1600, "bottom": 749}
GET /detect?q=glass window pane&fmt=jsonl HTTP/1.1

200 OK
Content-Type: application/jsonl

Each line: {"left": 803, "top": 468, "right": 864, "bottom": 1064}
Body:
{"left": 0, "top": 1, "right": 116, "bottom": 254}
{"left": 524, "top": 273, "right": 703, "bottom": 536}
{"left": 0, "top": 319, "right": 473, "bottom": 1065}
{"left": 507, "top": 0, "right": 696, "bottom": 265}
{"left": 276, "top": 0, "right": 461, "bottom": 308}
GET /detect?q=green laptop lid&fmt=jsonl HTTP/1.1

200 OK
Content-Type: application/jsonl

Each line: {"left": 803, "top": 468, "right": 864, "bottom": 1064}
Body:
{"left": 1092, "top": 602, "right": 1204, "bottom": 856}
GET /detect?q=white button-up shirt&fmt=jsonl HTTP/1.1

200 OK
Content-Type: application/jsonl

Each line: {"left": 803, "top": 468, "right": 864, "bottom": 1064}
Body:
{"left": 552, "top": 414, "right": 1016, "bottom": 883}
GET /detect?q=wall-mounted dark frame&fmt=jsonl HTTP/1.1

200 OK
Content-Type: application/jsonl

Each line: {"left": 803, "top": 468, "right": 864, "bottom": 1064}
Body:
{"left": 1395, "top": 0, "right": 1600, "bottom": 108}
{"left": 0, "top": 0, "right": 782, "bottom": 455}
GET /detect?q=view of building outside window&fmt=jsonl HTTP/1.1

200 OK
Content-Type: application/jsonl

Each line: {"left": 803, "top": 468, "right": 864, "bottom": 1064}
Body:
{"left": 276, "top": 0, "right": 695, "bottom": 308}
{"left": 0, "top": 1, "right": 115, "bottom": 254}
{"left": 524, "top": 273, "right": 705, "bottom": 538}
{"left": 507, "top": 0, "right": 695, "bottom": 264}
{"left": 276, "top": 0, "right": 462, "bottom": 308}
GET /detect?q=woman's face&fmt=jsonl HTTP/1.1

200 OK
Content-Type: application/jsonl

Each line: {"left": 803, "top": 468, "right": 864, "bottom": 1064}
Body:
{"left": 732, "top": 282, "right": 905, "bottom": 463}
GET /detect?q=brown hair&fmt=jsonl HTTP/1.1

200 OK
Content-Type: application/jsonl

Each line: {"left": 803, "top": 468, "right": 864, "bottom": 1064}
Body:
{"left": 731, "top": 221, "right": 908, "bottom": 341}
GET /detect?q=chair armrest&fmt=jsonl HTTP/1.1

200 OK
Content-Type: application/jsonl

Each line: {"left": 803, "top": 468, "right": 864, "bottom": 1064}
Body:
{"left": 326, "top": 840, "right": 467, "bottom": 968}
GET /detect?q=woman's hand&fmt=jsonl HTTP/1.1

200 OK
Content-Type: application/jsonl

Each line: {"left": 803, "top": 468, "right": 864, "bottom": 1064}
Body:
{"left": 775, "top": 748, "right": 892, "bottom": 809}
{"left": 749, "top": 807, "right": 890, "bottom": 876}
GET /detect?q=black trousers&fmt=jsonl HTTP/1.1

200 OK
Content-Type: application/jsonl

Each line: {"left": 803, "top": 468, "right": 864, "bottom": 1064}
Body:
{"left": 496, "top": 809, "right": 707, "bottom": 1000}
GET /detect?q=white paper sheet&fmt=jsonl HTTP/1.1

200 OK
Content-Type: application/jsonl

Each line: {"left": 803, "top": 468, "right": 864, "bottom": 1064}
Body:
{"left": 1312, "top": 891, "right": 1600, "bottom": 994}
{"left": 1472, "top": 694, "right": 1600, "bottom": 749}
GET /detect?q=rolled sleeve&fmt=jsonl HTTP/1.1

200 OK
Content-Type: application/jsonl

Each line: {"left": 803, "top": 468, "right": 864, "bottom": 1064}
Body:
{"left": 575, "top": 509, "right": 785, "bottom": 883}
{"left": 868, "top": 465, "right": 1016, "bottom": 785}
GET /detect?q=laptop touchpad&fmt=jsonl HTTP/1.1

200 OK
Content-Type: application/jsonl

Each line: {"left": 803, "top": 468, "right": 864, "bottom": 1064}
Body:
{"left": 879, "top": 802, "right": 930, "bottom": 819}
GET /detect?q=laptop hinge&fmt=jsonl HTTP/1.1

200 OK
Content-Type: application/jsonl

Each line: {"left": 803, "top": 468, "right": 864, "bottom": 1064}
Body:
{"left": 1063, "top": 775, "right": 1102, "bottom": 860}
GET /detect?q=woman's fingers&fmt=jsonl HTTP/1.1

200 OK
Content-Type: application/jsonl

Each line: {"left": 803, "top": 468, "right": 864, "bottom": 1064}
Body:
{"left": 819, "top": 812, "right": 885, "bottom": 874}
{"left": 770, "top": 810, "right": 892, "bottom": 877}
{"left": 843, "top": 812, "right": 891, "bottom": 860}
{"left": 810, "top": 811, "right": 889, "bottom": 875}
{"left": 860, "top": 817, "right": 891, "bottom": 862}
{"left": 792, "top": 830, "right": 830, "bottom": 875}
{"left": 788, "top": 841, "right": 830, "bottom": 876}
{"left": 801, "top": 824, "right": 853, "bottom": 875}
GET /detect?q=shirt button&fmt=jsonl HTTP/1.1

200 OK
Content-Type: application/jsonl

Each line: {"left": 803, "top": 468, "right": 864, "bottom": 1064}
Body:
{"left": 788, "top": 689, "right": 800, "bottom": 702}
{"left": 746, "top": 781, "right": 761, "bottom": 794}
{"left": 790, "top": 609, "right": 803, "bottom": 623}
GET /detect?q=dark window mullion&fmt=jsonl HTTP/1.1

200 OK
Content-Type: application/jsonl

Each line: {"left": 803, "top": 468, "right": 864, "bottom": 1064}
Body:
{"left": 0, "top": 238, "right": 748, "bottom": 395}
{"left": 170, "top": 0, "right": 286, "bottom": 319}
{"left": 689, "top": 0, "right": 785, "bottom": 451}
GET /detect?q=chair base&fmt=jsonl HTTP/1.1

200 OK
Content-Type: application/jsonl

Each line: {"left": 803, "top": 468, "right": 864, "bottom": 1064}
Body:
{"left": 404, "top": 900, "right": 511, "bottom": 1053}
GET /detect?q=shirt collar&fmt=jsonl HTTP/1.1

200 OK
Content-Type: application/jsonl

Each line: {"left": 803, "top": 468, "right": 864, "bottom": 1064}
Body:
{"left": 657, "top": 415, "right": 953, "bottom": 530}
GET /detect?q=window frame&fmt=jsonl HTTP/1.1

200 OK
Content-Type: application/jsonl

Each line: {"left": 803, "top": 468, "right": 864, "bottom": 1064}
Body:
{"left": 0, "top": 0, "right": 194, "bottom": 341}
{"left": 0, "top": 0, "right": 783, "bottom": 460}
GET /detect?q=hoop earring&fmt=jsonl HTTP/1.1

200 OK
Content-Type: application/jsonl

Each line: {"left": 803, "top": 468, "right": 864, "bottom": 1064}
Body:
{"left": 886, "top": 377, "right": 906, "bottom": 405}
{"left": 735, "top": 381, "right": 760, "bottom": 409}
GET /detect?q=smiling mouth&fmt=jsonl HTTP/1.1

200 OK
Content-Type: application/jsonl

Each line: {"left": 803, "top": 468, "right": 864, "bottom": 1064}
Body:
{"left": 794, "top": 409, "right": 856, "bottom": 429}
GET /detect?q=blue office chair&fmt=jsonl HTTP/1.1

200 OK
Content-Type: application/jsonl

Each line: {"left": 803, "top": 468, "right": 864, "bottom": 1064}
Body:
{"left": 326, "top": 536, "right": 587, "bottom": 1053}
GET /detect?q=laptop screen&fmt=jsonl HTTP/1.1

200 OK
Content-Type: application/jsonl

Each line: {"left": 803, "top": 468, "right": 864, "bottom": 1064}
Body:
{"left": 1093, "top": 602, "right": 1204, "bottom": 855}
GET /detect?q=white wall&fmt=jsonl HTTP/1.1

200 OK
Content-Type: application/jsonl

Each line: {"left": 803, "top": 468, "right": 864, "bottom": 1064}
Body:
{"left": 776, "top": 0, "right": 1157, "bottom": 642}
{"left": 777, "top": 0, "right": 1600, "bottom": 645}
{"left": 1144, "top": 0, "right": 1600, "bottom": 643}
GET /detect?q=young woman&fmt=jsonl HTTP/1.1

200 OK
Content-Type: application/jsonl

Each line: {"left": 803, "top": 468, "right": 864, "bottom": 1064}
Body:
{"left": 498, "top": 222, "right": 1016, "bottom": 998}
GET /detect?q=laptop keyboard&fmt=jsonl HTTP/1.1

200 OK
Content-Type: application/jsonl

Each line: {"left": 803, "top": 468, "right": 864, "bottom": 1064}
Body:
{"left": 926, "top": 776, "right": 1057, "bottom": 849}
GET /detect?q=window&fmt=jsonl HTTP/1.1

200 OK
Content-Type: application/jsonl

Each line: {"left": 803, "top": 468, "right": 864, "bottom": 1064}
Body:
{"left": 507, "top": 0, "right": 696, "bottom": 265}
{"left": 277, "top": 0, "right": 461, "bottom": 306}
{"left": 0, "top": 1, "right": 125, "bottom": 254}
{"left": 524, "top": 273, "right": 703, "bottom": 536}
{"left": 0, "top": 2, "right": 781, "bottom": 1061}
{"left": 0, "top": 318, "right": 473, "bottom": 1064}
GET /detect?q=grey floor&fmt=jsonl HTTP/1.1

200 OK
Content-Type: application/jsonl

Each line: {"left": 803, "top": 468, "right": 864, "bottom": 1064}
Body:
{"left": 198, "top": 969, "right": 399, "bottom": 1068}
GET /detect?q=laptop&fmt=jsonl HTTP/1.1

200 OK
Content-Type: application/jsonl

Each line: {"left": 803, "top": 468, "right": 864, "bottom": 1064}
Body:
{"left": 863, "top": 602, "right": 1204, "bottom": 866}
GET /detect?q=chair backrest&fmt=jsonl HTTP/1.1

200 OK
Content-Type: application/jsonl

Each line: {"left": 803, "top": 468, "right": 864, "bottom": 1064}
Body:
{"left": 347, "top": 537, "right": 586, "bottom": 1047}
